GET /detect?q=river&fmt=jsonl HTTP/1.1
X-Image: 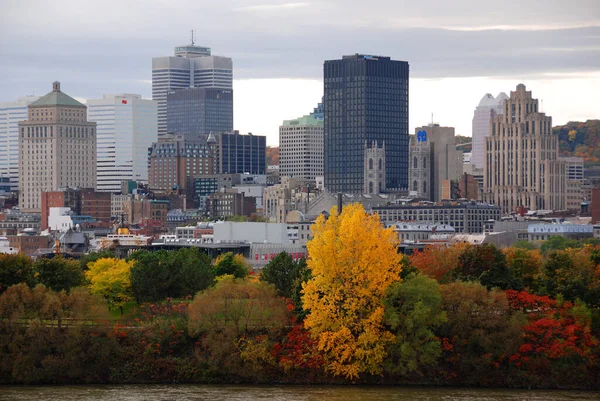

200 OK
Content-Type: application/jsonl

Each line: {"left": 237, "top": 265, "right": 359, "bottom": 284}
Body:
{"left": 1, "top": 385, "right": 597, "bottom": 400}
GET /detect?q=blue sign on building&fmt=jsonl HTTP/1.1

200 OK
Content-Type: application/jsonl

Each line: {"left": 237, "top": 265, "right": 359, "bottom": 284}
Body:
{"left": 417, "top": 130, "right": 427, "bottom": 142}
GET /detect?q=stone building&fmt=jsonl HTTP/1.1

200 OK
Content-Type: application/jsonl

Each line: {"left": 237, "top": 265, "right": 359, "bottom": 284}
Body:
{"left": 363, "top": 141, "right": 386, "bottom": 194}
{"left": 484, "top": 84, "right": 566, "bottom": 213}
{"left": 18, "top": 82, "right": 97, "bottom": 212}
{"left": 408, "top": 130, "right": 432, "bottom": 199}
{"left": 279, "top": 112, "right": 324, "bottom": 181}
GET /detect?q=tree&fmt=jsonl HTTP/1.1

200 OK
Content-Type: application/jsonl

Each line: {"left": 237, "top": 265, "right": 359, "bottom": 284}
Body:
{"left": 0, "top": 253, "right": 33, "bottom": 293}
{"left": 513, "top": 240, "right": 537, "bottom": 250}
{"left": 79, "top": 250, "right": 115, "bottom": 271}
{"left": 33, "top": 256, "right": 85, "bottom": 292}
{"left": 260, "top": 252, "right": 300, "bottom": 299}
{"left": 129, "top": 248, "right": 214, "bottom": 303}
{"left": 452, "top": 244, "right": 518, "bottom": 290}
{"left": 213, "top": 252, "right": 249, "bottom": 278}
{"left": 437, "top": 282, "right": 525, "bottom": 385}
{"left": 410, "top": 243, "right": 470, "bottom": 282}
{"left": 302, "top": 203, "right": 403, "bottom": 379}
{"left": 503, "top": 247, "right": 543, "bottom": 290}
{"left": 540, "top": 236, "right": 580, "bottom": 254}
{"left": 86, "top": 258, "right": 133, "bottom": 315}
{"left": 383, "top": 274, "right": 447, "bottom": 376}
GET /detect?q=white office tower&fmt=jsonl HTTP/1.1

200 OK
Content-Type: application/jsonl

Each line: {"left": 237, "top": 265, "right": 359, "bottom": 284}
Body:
{"left": 0, "top": 96, "right": 40, "bottom": 192}
{"left": 471, "top": 93, "right": 508, "bottom": 169}
{"left": 280, "top": 114, "right": 324, "bottom": 181}
{"left": 87, "top": 94, "right": 158, "bottom": 192}
{"left": 152, "top": 43, "right": 233, "bottom": 140}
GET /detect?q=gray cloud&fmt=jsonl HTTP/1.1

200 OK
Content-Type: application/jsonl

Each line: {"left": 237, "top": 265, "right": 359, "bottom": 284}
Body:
{"left": 1, "top": 0, "right": 599, "bottom": 100}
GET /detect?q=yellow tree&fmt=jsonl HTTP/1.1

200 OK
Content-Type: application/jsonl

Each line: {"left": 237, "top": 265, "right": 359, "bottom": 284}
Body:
{"left": 86, "top": 257, "right": 133, "bottom": 315}
{"left": 302, "top": 203, "right": 403, "bottom": 379}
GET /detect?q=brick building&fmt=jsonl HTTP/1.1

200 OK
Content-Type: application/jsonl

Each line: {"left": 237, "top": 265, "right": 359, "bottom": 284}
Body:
{"left": 41, "top": 188, "right": 111, "bottom": 230}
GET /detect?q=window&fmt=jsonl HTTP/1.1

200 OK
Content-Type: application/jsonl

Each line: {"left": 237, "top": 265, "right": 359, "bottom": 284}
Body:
{"left": 379, "top": 159, "right": 382, "bottom": 170}
{"left": 423, "top": 156, "right": 427, "bottom": 169}
{"left": 413, "top": 180, "right": 417, "bottom": 191}
{"left": 423, "top": 180, "right": 427, "bottom": 193}
{"left": 369, "top": 158, "right": 373, "bottom": 170}
{"left": 369, "top": 181, "right": 374, "bottom": 193}
{"left": 413, "top": 157, "right": 417, "bottom": 169}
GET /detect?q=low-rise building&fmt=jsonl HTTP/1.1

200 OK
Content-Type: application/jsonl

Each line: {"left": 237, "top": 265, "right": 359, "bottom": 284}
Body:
{"left": 393, "top": 222, "right": 455, "bottom": 242}
{"left": 8, "top": 234, "right": 51, "bottom": 256}
{"left": 207, "top": 189, "right": 256, "bottom": 219}
{"left": 528, "top": 223, "right": 593, "bottom": 242}
{"left": 0, "top": 209, "right": 41, "bottom": 235}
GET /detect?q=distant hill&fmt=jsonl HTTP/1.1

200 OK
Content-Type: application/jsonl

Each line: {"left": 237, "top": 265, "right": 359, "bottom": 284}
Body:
{"left": 554, "top": 120, "right": 600, "bottom": 166}
{"left": 266, "top": 146, "right": 279, "bottom": 166}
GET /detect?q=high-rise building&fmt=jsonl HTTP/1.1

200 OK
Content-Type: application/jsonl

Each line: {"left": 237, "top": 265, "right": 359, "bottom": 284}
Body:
{"left": 414, "top": 124, "right": 463, "bottom": 202}
{"left": 471, "top": 93, "right": 508, "bottom": 169}
{"left": 279, "top": 112, "right": 324, "bottom": 181}
{"left": 87, "top": 94, "right": 158, "bottom": 192}
{"left": 217, "top": 131, "right": 266, "bottom": 175}
{"left": 18, "top": 82, "right": 96, "bottom": 212}
{"left": 324, "top": 54, "right": 409, "bottom": 193}
{"left": 167, "top": 87, "right": 233, "bottom": 138}
{"left": 0, "top": 96, "right": 40, "bottom": 192}
{"left": 484, "top": 84, "right": 566, "bottom": 213}
{"left": 561, "top": 156, "right": 584, "bottom": 210}
{"left": 152, "top": 43, "right": 232, "bottom": 140}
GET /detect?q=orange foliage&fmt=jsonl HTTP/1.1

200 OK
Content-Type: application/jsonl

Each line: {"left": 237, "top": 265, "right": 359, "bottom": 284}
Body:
{"left": 409, "top": 243, "right": 471, "bottom": 281}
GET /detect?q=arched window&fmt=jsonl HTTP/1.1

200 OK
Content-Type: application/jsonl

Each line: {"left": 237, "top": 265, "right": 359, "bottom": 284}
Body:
{"left": 378, "top": 159, "right": 383, "bottom": 170}
{"left": 423, "top": 180, "right": 427, "bottom": 193}
{"left": 423, "top": 156, "right": 427, "bottom": 169}
{"left": 413, "top": 180, "right": 418, "bottom": 191}
{"left": 369, "top": 158, "right": 373, "bottom": 170}
{"left": 379, "top": 182, "right": 382, "bottom": 193}
{"left": 413, "top": 157, "right": 417, "bottom": 169}
{"left": 369, "top": 181, "right": 374, "bottom": 194}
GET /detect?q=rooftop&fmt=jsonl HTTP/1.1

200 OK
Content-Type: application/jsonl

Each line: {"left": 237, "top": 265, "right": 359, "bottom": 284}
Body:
{"left": 29, "top": 81, "right": 85, "bottom": 108}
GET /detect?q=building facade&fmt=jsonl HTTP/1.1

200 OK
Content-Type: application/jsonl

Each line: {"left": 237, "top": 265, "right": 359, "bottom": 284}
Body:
{"left": 363, "top": 141, "right": 386, "bottom": 194}
{"left": 484, "top": 84, "right": 566, "bottom": 213}
{"left": 0, "top": 96, "right": 40, "bottom": 192}
{"left": 167, "top": 87, "right": 233, "bottom": 138}
{"left": 217, "top": 131, "right": 266, "bottom": 175}
{"left": 409, "top": 130, "right": 432, "bottom": 199}
{"left": 471, "top": 93, "right": 508, "bottom": 169}
{"left": 279, "top": 113, "right": 324, "bottom": 181}
{"left": 41, "top": 188, "right": 111, "bottom": 230}
{"left": 207, "top": 188, "right": 256, "bottom": 218}
{"left": 561, "top": 156, "right": 584, "bottom": 210}
{"left": 18, "top": 82, "right": 96, "bottom": 212}
{"left": 148, "top": 135, "right": 215, "bottom": 195}
{"left": 152, "top": 43, "right": 232, "bottom": 140}
{"left": 87, "top": 94, "right": 158, "bottom": 192}
{"left": 324, "top": 54, "right": 409, "bottom": 193}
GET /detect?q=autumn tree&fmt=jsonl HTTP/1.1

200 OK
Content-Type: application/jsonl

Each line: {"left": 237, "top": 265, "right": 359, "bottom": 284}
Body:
{"left": 0, "top": 253, "right": 33, "bottom": 293}
{"left": 409, "top": 243, "right": 470, "bottom": 282}
{"left": 86, "top": 257, "right": 134, "bottom": 315}
{"left": 452, "top": 243, "right": 518, "bottom": 290}
{"left": 213, "top": 252, "right": 250, "bottom": 278}
{"left": 503, "top": 247, "right": 543, "bottom": 290}
{"left": 32, "top": 256, "right": 85, "bottom": 292}
{"left": 383, "top": 273, "right": 447, "bottom": 376}
{"left": 302, "top": 203, "right": 403, "bottom": 379}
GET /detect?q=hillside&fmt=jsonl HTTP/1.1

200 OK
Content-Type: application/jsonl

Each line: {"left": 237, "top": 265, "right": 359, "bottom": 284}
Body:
{"left": 266, "top": 146, "right": 279, "bottom": 166}
{"left": 554, "top": 120, "right": 600, "bottom": 166}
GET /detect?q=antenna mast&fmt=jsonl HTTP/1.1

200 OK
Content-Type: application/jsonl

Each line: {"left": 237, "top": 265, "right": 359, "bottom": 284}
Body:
{"left": 190, "top": 29, "right": 195, "bottom": 46}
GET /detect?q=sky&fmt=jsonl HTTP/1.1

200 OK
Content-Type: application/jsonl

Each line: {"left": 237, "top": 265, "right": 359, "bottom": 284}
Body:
{"left": 1, "top": 0, "right": 599, "bottom": 145}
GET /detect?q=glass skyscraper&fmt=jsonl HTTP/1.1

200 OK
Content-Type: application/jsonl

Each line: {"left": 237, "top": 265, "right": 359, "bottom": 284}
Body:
{"left": 167, "top": 87, "right": 233, "bottom": 138}
{"left": 218, "top": 131, "right": 266, "bottom": 175}
{"left": 152, "top": 44, "right": 232, "bottom": 140}
{"left": 323, "top": 54, "right": 409, "bottom": 193}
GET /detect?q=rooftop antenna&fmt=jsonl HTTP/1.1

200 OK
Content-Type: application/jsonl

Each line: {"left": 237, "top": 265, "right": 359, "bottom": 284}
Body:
{"left": 190, "top": 29, "right": 195, "bottom": 46}
{"left": 431, "top": 112, "right": 434, "bottom": 125}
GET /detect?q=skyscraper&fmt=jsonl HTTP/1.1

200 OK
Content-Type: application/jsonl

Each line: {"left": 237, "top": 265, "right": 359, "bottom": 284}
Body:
{"left": 18, "top": 82, "right": 96, "bottom": 212}
{"left": 87, "top": 94, "right": 158, "bottom": 192}
{"left": 323, "top": 54, "right": 409, "bottom": 193}
{"left": 484, "top": 84, "right": 566, "bottom": 213}
{"left": 471, "top": 93, "right": 508, "bottom": 169}
{"left": 279, "top": 107, "right": 324, "bottom": 181}
{"left": 217, "top": 131, "right": 266, "bottom": 175}
{"left": 152, "top": 43, "right": 232, "bottom": 140}
{"left": 167, "top": 87, "right": 233, "bottom": 138}
{"left": 0, "top": 96, "right": 40, "bottom": 192}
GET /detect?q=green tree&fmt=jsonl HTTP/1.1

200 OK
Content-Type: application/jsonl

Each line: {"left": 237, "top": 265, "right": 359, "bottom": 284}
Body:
{"left": 260, "top": 252, "right": 300, "bottom": 299}
{"left": 79, "top": 250, "right": 115, "bottom": 271}
{"left": 85, "top": 258, "right": 133, "bottom": 315}
{"left": 452, "top": 244, "right": 518, "bottom": 290}
{"left": 513, "top": 240, "right": 537, "bottom": 250}
{"left": 33, "top": 256, "right": 85, "bottom": 292}
{"left": 213, "top": 252, "right": 250, "bottom": 278}
{"left": 0, "top": 253, "right": 33, "bottom": 293}
{"left": 540, "top": 236, "right": 580, "bottom": 254}
{"left": 383, "top": 274, "right": 447, "bottom": 376}
{"left": 130, "top": 248, "right": 214, "bottom": 303}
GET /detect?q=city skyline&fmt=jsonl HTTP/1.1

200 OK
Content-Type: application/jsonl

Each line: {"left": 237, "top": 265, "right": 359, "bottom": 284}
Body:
{"left": 1, "top": 1, "right": 599, "bottom": 145}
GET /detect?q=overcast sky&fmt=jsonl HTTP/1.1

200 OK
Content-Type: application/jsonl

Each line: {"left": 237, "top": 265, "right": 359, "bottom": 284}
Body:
{"left": 1, "top": 0, "right": 599, "bottom": 145}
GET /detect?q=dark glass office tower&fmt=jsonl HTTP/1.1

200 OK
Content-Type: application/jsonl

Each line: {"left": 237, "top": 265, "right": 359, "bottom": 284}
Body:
{"left": 167, "top": 87, "right": 233, "bottom": 138}
{"left": 324, "top": 54, "right": 409, "bottom": 193}
{"left": 218, "top": 131, "right": 266, "bottom": 175}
